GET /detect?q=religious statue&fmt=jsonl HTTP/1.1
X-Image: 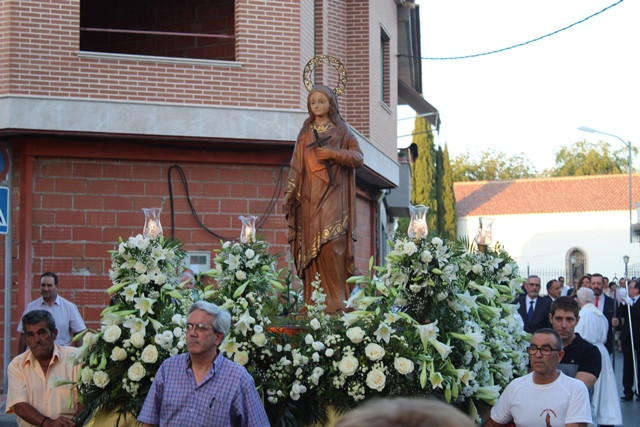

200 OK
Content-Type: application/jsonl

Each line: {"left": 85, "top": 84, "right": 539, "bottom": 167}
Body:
{"left": 282, "top": 56, "right": 363, "bottom": 313}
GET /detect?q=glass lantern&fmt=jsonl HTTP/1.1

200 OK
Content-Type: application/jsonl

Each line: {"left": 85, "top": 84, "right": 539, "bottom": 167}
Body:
{"left": 239, "top": 215, "right": 257, "bottom": 243}
{"left": 474, "top": 217, "right": 494, "bottom": 252}
{"left": 142, "top": 207, "right": 163, "bottom": 239}
{"left": 407, "top": 204, "right": 429, "bottom": 239}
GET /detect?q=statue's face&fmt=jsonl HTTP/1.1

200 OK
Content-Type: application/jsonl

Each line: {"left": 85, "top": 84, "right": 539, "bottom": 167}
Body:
{"left": 309, "top": 91, "right": 330, "bottom": 120}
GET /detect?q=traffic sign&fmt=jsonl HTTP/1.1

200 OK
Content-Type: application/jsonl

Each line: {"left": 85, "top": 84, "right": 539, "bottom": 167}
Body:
{"left": 0, "top": 186, "right": 8, "bottom": 234}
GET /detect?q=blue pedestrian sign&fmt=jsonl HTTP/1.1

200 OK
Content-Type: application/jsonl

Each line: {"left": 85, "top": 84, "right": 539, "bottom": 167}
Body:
{"left": 0, "top": 186, "right": 8, "bottom": 234}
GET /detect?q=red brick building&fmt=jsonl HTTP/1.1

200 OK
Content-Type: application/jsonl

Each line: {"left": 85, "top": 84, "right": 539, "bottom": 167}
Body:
{"left": 0, "top": 0, "right": 438, "bottom": 388}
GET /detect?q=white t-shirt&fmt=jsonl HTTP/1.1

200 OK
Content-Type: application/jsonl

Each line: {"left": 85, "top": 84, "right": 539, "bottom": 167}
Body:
{"left": 17, "top": 295, "right": 86, "bottom": 346}
{"left": 490, "top": 372, "right": 592, "bottom": 427}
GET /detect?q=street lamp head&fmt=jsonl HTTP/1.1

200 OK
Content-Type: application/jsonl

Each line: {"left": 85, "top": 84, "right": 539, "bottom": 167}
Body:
{"left": 623, "top": 255, "right": 630, "bottom": 264}
{"left": 578, "top": 126, "right": 595, "bottom": 133}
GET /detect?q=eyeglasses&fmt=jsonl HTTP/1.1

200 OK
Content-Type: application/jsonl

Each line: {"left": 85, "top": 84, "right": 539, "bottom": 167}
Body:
{"left": 186, "top": 323, "right": 214, "bottom": 333}
{"left": 527, "top": 345, "right": 561, "bottom": 356}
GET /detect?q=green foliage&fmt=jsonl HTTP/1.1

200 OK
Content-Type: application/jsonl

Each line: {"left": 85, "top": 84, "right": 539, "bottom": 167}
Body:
{"left": 451, "top": 149, "right": 537, "bottom": 182}
{"left": 551, "top": 139, "right": 634, "bottom": 177}
{"left": 435, "top": 146, "right": 445, "bottom": 235}
{"left": 410, "top": 117, "right": 438, "bottom": 231}
{"left": 440, "top": 145, "right": 457, "bottom": 240}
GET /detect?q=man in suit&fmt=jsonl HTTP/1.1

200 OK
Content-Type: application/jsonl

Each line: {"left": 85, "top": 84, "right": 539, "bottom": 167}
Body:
{"left": 544, "top": 279, "right": 562, "bottom": 303}
{"left": 620, "top": 279, "right": 640, "bottom": 401}
{"left": 589, "top": 273, "right": 619, "bottom": 353}
{"left": 515, "top": 275, "right": 551, "bottom": 334}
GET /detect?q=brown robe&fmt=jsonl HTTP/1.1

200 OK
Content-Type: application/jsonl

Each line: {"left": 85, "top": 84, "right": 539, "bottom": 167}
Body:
{"left": 284, "top": 121, "right": 363, "bottom": 312}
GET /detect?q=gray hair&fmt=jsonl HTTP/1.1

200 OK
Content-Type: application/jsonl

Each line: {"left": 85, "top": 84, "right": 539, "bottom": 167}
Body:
{"left": 188, "top": 301, "right": 231, "bottom": 336}
{"left": 577, "top": 287, "right": 595, "bottom": 304}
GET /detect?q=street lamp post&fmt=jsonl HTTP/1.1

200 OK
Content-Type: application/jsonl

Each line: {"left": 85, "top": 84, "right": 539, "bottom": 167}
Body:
{"left": 578, "top": 126, "right": 633, "bottom": 243}
{"left": 624, "top": 254, "right": 629, "bottom": 279}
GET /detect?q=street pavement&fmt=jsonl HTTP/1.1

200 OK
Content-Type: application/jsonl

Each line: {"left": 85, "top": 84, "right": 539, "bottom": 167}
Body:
{"left": 0, "top": 351, "right": 637, "bottom": 425}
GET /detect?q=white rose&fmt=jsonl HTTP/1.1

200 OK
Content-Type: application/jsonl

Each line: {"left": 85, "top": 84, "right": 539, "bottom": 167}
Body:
{"left": 325, "top": 348, "right": 334, "bottom": 357}
{"left": 138, "top": 274, "right": 150, "bottom": 285}
{"left": 403, "top": 241, "right": 417, "bottom": 255}
{"left": 110, "top": 346, "right": 128, "bottom": 362}
{"left": 366, "top": 369, "right": 386, "bottom": 391}
{"left": 309, "top": 318, "right": 321, "bottom": 330}
{"left": 102, "top": 325, "right": 122, "bottom": 343}
{"left": 304, "top": 334, "right": 314, "bottom": 345}
{"left": 346, "top": 327, "right": 365, "bottom": 344}
{"left": 127, "top": 362, "right": 146, "bottom": 382}
{"left": 365, "top": 343, "right": 385, "bottom": 361}
{"left": 235, "top": 270, "right": 247, "bottom": 281}
{"left": 130, "top": 332, "right": 146, "bottom": 348}
{"left": 245, "top": 248, "right": 255, "bottom": 259}
{"left": 251, "top": 333, "right": 267, "bottom": 347}
{"left": 312, "top": 352, "right": 320, "bottom": 362}
{"left": 93, "top": 371, "right": 110, "bottom": 388}
{"left": 312, "top": 341, "right": 325, "bottom": 351}
{"left": 134, "top": 261, "right": 147, "bottom": 273}
{"left": 338, "top": 355, "right": 359, "bottom": 376}
{"left": 81, "top": 367, "right": 94, "bottom": 385}
{"left": 141, "top": 345, "right": 159, "bottom": 364}
{"left": 154, "top": 334, "right": 166, "bottom": 347}
{"left": 394, "top": 357, "right": 415, "bottom": 375}
{"left": 234, "top": 351, "right": 249, "bottom": 366}
{"left": 420, "top": 250, "right": 433, "bottom": 263}
{"left": 84, "top": 332, "right": 98, "bottom": 347}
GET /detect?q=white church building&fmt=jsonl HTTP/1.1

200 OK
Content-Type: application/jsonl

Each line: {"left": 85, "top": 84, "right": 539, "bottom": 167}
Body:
{"left": 455, "top": 174, "right": 640, "bottom": 287}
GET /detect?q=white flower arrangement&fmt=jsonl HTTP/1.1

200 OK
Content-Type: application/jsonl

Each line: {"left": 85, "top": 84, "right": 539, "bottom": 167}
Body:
{"left": 74, "top": 231, "right": 529, "bottom": 426}
{"left": 72, "top": 235, "right": 187, "bottom": 424}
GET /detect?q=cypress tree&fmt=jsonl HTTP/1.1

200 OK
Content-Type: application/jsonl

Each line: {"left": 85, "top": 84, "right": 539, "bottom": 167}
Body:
{"left": 440, "top": 144, "right": 458, "bottom": 240}
{"left": 410, "top": 116, "right": 437, "bottom": 233}
{"left": 435, "top": 146, "right": 445, "bottom": 235}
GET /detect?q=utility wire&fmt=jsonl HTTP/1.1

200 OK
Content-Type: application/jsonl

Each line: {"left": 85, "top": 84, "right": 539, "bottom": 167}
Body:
{"left": 167, "top": 163, "right": 288, "bottom": 241}
{"left": 398, "top": 0, "right": 623, "bottom": 61}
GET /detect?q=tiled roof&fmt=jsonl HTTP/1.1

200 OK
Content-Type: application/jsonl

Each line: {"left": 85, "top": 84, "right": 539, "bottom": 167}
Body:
{"left": 454, "top": 174, "right": 640, "bottom": 217}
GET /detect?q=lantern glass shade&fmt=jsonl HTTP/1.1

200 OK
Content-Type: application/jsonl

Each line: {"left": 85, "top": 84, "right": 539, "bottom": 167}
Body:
{"left": 407, "top": 205, "right": 429, "bottom": 239}
{"left": 142, "top": 207, "right": 163, "bottom": 239}
{"left": 239, "top": 215, "right": 257, "bottom": 243}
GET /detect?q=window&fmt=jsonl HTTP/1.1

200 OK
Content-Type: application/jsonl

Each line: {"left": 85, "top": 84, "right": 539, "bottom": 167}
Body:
{"left": 80, "top": 0, "right": 235, "bottom": 61}
{"left": 567, "top": 249, "right": 586, "bottom": 285}
{"left": 380, "top": 26, "right": 391, "bottom": 105}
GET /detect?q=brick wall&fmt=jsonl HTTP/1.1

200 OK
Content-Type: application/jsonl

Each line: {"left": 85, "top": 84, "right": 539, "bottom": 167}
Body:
{"left": 0, "top": 140, "right": 375, "bottom": 374}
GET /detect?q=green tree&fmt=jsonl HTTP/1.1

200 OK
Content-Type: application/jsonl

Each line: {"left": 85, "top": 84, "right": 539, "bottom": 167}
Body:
{"left": 552, "top": 139, "right": 634, "bottom": 176}
{"left": 451, "top": 149, "right": 537, "bottom": 182}
{"left": 439, "top": 144, "right": 457, "bottom": 240}
{"left": 410, "top": 116, "right": 437, "bottom": 232}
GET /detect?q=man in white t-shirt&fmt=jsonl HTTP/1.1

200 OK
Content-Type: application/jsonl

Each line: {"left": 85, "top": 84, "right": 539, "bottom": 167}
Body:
{"left": 484, "top": 328, "right": 592, "bottom": 427}
{"left": 17, "top": 272, "right": 86, "bottom": 352}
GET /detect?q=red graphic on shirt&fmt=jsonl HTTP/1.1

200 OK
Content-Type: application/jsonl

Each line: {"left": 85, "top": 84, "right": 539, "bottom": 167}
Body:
{"left": 539, "top": 408, "right": 557, "bottom": 426}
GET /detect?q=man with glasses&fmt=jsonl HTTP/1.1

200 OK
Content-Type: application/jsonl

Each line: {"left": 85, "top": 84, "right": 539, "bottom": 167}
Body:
{"left": 550, "top": 296, "right": 601, "bottom": 391}
{"left": 515, "top": 275, "right": 551, "bottom": 334}
{"left": 484, "top": 328, "right": 592, "bottom": 426}
{"left": 138, "top": 301, "right": 269, "bottom": 426}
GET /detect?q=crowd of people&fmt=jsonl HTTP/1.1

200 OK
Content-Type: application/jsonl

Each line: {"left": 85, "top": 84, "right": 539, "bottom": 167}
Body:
{"left": 6, "top": 270, "right": 639, "bottom": 426}
{"left": 491, "top": 272, "right": 639, "bottom": 426}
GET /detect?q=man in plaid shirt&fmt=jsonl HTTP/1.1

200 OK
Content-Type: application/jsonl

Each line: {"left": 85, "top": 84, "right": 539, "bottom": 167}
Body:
{"left": 138, "top": 301, "right": 269, "bottom": 427}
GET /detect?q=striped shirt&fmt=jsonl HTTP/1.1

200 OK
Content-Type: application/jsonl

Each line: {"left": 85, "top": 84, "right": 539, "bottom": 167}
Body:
{"left": 138, "top": 352, "right": 269, "bottom": 426}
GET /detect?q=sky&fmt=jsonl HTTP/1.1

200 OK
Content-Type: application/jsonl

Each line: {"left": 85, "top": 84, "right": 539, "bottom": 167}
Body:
{"left": 397, "top": 0, "right": 640, "bottom": 173}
